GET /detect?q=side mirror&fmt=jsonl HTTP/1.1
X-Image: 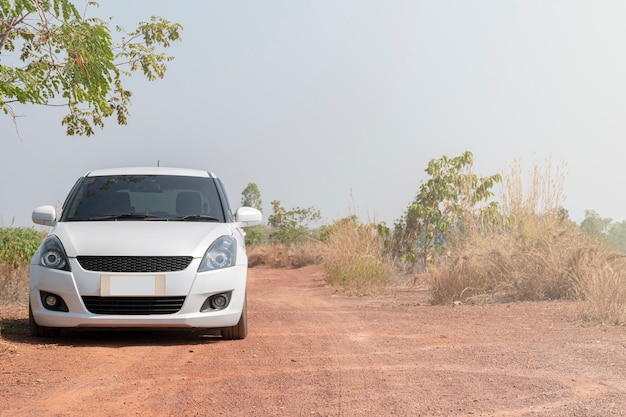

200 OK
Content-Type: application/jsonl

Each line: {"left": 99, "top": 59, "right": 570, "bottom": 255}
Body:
{"left": 32, "top": 205, "right": 57, "bottom": 226}
{"left": 235, "top": 207, "right": 262, "bottom": 227}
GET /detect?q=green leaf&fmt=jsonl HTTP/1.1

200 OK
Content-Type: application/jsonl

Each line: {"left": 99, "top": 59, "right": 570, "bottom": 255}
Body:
{"left": 0, "top": 0, "right": 182, "bottom": 135}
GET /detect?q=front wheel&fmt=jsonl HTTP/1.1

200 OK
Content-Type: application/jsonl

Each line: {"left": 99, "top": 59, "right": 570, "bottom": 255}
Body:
{"left": 221, "top": 296, "right": 248, "bottom": 340}
{"left": 29, "top": 303, "right": 61, "bottom": 338}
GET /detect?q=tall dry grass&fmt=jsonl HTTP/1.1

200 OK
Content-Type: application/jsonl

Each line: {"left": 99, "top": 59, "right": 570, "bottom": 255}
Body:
{"left": 322, "top": 220, "right": 391, "bottom": 295}
{"left": 0, "top": 262, "right": 30, "bottom": 304}
{"left": 430, "top": 157, "right": 585, "bottom": 304}
{"left": 568, "top": 247, "right": 626, "bottom": 325}
{"left": 430, "top": 214, "right": 582, "bottom": 304}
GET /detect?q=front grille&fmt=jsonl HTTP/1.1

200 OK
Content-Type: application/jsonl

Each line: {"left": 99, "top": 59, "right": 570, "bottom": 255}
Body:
{"left": 82, "top": 296, "right": 186, "bottom": 315}
{"left": 77, "top": 256, "right": 192, "bottom": 273}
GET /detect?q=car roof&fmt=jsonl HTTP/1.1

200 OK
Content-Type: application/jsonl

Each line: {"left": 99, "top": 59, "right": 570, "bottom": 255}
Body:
{"left": 84, "top": 167, "right": 216, "bottom": 178}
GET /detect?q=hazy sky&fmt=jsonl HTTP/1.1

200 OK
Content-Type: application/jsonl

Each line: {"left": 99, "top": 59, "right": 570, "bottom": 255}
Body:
{"left": 2, "top": 1, "right": 626, "bottom": 228}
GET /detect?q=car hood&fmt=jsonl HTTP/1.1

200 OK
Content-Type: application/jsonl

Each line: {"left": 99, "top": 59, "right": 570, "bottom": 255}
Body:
{"left": 51, "top": 221, "right": 234, "bottom": 258}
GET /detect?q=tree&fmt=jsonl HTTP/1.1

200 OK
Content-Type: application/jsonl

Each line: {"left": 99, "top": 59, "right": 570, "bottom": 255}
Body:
{"left": 608, "top": 221, "right": 626, "bottom": 253}
{"left": 1, "top": 0, "right": 182, "bottom": 136}
{"left": 267, "top": 200, "right": 321, "bottom": 245}
{"left": 240, "top": 182, "right": 265, "bottom": 245}
{"left": 395, "top": 151, "right": 501, "bottom": 265}
{"left": 579, "top": 210, "right": 611, "bottom": 240}
{"left": 241, "top": 182, "right": 262, "bottom": 212}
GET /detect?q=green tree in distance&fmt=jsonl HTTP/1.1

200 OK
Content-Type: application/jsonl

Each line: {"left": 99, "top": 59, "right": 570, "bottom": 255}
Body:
{"left": 580, "top": 210, "right": 626, "bottom": 252}
{"left": 580, "top": 210, "right": 611, "bottom": 240}
{"left": 240, "top": 182, "right": 265, "bottom": 245}
{"left": 241, "top": 182, "right": 262, "bottom": 212}
{"left": 608, "top": 221, "right": 626, "bottom": 253}
{"left": 268, "top": 200, "right": 321, "bottom": 245}
{"left": 0, "top": 0, "right": 182, "bottom": 136}
{"left": 395, "top": 151, "right": 501, "bottom": 265}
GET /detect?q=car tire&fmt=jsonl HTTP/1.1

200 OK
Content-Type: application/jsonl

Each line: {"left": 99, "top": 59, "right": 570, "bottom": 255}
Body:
{"left": 221, "top": 296, "right": 248, "bottom": 340}
{"left": 29, "top": 303, "right": 61, "bottom": 338}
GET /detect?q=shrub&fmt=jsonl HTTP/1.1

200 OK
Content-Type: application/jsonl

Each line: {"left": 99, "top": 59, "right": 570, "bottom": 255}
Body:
{"left": 568, "top": 247, "right": 626, "bottom": 325}
{"left": 0, "top": 262, "right": 30, "bottom": 303}
{"left": 428, "top": 157, "right": 579, "bottom": 304}
{"left": 429, "top": 214, "right": 581, "bottom": 304}
{"left": 244, "top": 225, "right": 269, "bottom": 246}
{"left": 267, "top": 200, "right": 321, "bottom": 245}
{"left": 0, "top": 227, "right": 43, "bottom": 268}
{"left": 393, "top": 151, "right": 501, "bottom": 266}
{"left": 0, "top": 228, "right": 45, "bottom": 304}
{"left": 0, "top": 228, "right": 44, "bottom": 304}
{"left": 322, "top": 218, "right": 391, "bottom": 295}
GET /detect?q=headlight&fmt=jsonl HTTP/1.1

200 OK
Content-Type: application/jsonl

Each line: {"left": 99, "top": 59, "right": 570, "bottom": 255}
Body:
{"left": 39, "top": 235, "right": 71, "bottom": 271}
{"left": 198, "top": 236, "right": 237, "bottom": 272}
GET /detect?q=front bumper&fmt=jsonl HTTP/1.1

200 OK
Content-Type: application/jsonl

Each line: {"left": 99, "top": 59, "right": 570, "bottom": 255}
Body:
{"left": 29, "top": 258, "right": 247, "bottom": 329}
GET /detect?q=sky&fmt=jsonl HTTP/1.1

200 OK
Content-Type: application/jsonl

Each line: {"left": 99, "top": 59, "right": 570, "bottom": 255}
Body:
{"left": 2, "top": 1, "right": 626, "bottom": 228}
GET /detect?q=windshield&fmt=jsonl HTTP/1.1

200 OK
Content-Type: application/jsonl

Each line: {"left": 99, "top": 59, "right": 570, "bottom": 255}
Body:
{"left": 61, "top": 175, "right": 226, "bottom": 222}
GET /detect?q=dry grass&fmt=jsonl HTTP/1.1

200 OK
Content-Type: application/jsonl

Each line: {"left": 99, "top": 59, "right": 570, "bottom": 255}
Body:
{"left": 429, "top": 157, "right": 581, "bottom": 304}
{"left": 568, "top": 247, "right": 626, "bottom": 325}
{"left": 247, "top": 243, "right": 324, "bottom": 269}
{"left": 0, "top": 262, "right": 29, "bottom": 304}
{"left": 0, "top": 260, "right": 29, "bottom": 350}
{"left": 246, "top": 219, "right": 393, "bottom": 296}
{"left": 429, "top": 216, "right": 582, "bottom": 304}
{"left": 322, "top": 220, "right": 392, "bottom": 296}
{"left": 428, "top": 156, "right": 626, "bottom": 324}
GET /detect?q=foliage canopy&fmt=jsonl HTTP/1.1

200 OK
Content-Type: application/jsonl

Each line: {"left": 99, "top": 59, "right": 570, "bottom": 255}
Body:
{"left": 395, "top": 151, "right": 502, "bottom": 265}
{"left": 240, "top": 182, "right": 266, "bottom": 246}
{"left": 241, "top": 182, "right": 263, "bottom": 212}
{"left": 268, "top": 200, "right": 321, "bottom": 245}
{"left": 0, "top": 0, "right": 182, "bottom": 136}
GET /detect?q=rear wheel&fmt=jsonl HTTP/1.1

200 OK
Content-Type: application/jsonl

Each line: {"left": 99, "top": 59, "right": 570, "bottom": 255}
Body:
{"left": 29, "top": 303, "right": 61, "bottom": 338}
{"left": 221, "top": 296, "right": 248, "bottom": 340}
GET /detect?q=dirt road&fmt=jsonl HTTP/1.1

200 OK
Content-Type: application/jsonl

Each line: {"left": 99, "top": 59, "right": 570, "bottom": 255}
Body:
{"left": 1, "top": 266, "right": 626, "bottom": 416}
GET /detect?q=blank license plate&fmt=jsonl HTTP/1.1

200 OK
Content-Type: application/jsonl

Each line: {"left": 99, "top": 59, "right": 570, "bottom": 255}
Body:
{"left": 100, "top": 275, "right": 166, "bottom": 296}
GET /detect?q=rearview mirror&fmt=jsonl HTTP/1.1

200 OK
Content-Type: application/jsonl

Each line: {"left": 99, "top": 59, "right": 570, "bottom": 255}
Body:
{"left": 235, "top": 207, "right": 262, "bottom": 227}
{"left": 32, "top": 205, "right": 57, "bottom": 226}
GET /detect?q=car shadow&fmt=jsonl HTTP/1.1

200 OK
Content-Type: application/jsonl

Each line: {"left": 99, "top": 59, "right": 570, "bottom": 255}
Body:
{"left": 1, "top": 317, "right": 224, "bottom": 347}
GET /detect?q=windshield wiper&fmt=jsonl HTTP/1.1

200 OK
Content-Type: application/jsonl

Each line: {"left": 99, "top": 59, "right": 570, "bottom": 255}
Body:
{"left": 171, "top": 214, "right": 220, "bottom": 222}
{"left": 88, "top": 213, "right": 168, "bottom": 221}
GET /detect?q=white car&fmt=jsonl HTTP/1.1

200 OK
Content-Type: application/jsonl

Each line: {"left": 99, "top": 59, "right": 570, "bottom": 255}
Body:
{"left": 29, "top": 167, "right": 262, "bottom": 340}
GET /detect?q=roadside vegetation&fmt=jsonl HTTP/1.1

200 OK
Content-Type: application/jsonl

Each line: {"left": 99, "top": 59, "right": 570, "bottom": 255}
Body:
{"left": 244, "top": 152, "right": 626, "bottom": 325}
{"left": 3, "top": 152, "right": 626, "bottom": 329}
{"left": 321, "top": 217, "right": 391, "bottom": 296}
{"left": 0, "top": 228, "right": 43, "bottom": 304}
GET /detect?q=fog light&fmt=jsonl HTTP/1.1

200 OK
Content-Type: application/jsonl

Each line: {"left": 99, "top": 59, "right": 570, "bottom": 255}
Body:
{"left": 44, "top": 294, "right": 59, "bottom": 307}
{"left": 40, "top": 291, "right": 69, "bottom": 312}
{"left": 212, "top": 294, "right": 228, "bottom": 309}
{"left": 200, "top": 292, "right": 232, "bottom": 312}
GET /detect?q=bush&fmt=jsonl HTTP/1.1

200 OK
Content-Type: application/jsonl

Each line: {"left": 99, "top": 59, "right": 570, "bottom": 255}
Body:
{"left": 0, "top": 228, "right": 44, "bottom": 304}
{"left": 428, "top": 157, "right": 579, "bottom": 304}
{"left": 0, "top": 262, "right": 30, "bottom": 303}
{"left": 0, "top": 227, "right": 43, "bottom": 268}
{"left": 568, "top": 247, "right": 626, "bottom": 325}
{"left": 267, "top": 200, "right": 321, "bottom": 245}
{"left": 322, "top": 219, "right": 391, "bottom": 295}
{"left": 244, "top": 225, "right": 268, "bottom": 246}
{"left": 429, "top": 213, "right": 581, "bottom": 304}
